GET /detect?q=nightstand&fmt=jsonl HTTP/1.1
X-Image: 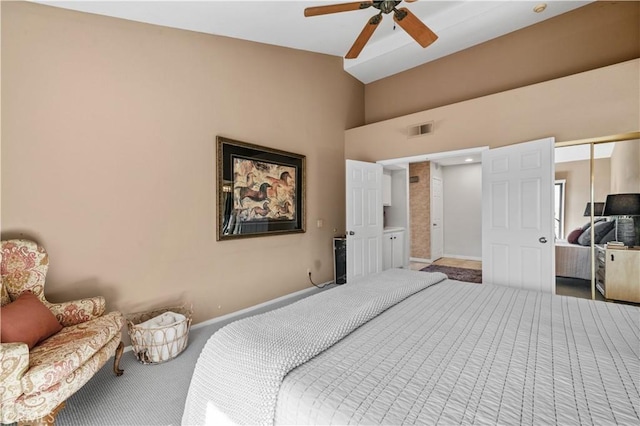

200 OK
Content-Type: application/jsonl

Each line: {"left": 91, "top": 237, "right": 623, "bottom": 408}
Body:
{"left": 595, "top": 245, "right": 640, "bottom": 303}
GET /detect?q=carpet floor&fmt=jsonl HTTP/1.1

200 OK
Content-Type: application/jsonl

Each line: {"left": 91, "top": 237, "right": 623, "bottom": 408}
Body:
{"left": 420, "top": 264, "right": 482, "bottom": 283}
{"left": 54, "top": 286, "right": 332, "bottom": 426}
{"left": 555, "top": 276, "right": 606, "bottom": 301}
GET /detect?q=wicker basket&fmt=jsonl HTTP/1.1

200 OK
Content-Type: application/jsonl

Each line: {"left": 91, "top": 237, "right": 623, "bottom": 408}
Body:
{"left": 126, "top": 304, "right": 193, "bottom": 365}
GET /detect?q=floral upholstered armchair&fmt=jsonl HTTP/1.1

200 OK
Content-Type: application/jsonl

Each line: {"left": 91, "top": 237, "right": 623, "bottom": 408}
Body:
{"left": 0, "top": 239, "right": 125, "bottom": 425}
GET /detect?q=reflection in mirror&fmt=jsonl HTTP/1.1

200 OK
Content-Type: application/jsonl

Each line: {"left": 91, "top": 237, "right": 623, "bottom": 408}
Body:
{"left": 554, "top": 138, "right": 640, "bottom": 303}
{"left": 554, "top": 179, "right": 566, "bottom": 239}
{"left": 607, "top": 139, "right": 640, "bottom": 248}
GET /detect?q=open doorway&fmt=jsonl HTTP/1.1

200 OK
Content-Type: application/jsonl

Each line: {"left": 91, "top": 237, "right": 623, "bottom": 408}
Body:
{"left": 380, "top": 138, "right": 556, "bottom": 291}
{"left": 378, "top": 147, "right": 486, "bottom": 278}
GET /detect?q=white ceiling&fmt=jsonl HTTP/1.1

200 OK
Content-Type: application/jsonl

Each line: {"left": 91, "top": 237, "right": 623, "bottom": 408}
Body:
{"left": 36, "top": 0, "right": 592, "bottom": 84}
{"left": 378, "top": 146, "right": 486, "bottom": 167}
{"left": 554, "top": 142, "right": 617, "bottom": 164}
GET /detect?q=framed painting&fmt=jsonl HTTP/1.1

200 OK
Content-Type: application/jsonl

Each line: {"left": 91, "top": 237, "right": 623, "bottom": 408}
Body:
{"left": 217, "top": 136, "right": 306, "bottom": 240}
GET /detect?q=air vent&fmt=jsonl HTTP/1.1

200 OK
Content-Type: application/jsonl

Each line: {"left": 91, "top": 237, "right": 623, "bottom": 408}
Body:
{"left": 407, "top": 121, "right": 434, "bottom": 138}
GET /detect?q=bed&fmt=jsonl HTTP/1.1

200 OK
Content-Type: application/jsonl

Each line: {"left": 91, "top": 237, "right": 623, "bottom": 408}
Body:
{"left": 182, "top": 269, "right": 640, "bottom": 425}
{"left": 555, "top": 239, "right": 592, "bottom": 280}
{"left": 555, "top": 219, "right": 617, "bottom": 281}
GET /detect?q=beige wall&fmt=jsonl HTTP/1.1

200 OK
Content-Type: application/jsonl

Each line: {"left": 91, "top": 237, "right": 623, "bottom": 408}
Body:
{"left": 1, "top": 2, "right": 364, "bottom": 326}
{"left": 610, "top": 139, "right": 640, "bottom": 194}
{"left": 555, "top": 159, "right": 611, "bottom": 237}
{"left": 3, "top": 1, "right": 639, "bottom": 332}
{"left": 365, "top": 1, "right": 640, "bottom": 124}
{"left": 408, "top": 162, "right": 430, "bottom": 260}
{"left": 346, "top": 59, "right": 640, "bottom": 162}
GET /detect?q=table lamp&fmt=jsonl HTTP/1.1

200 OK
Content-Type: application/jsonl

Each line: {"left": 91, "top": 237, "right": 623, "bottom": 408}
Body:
{"left": 583, "top": 202, "right": 605, "bottom": 217}
{"left": 602, "top": 193, "right": 640, "bottom": 246}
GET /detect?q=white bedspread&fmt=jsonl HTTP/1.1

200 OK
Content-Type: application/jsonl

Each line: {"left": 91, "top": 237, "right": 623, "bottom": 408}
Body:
{"left": 276, "top": 278, "right": 640, "bottom": 425}
{"left": 182, "top": 269, "right": 447, "bottom": 425}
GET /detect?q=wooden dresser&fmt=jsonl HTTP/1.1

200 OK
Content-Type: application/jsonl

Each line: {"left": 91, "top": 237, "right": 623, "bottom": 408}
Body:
{"left": 595, "top": 245, "right": 640, "bottom": 303}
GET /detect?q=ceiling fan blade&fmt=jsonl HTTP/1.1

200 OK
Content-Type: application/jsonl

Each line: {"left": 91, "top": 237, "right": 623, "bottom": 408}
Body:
{"left": 393, "top": 7, "right": 438, "bottom": 48}
{"left": 346, "top": 14, "right": 382, "bottom": 59}
{"left": 304, "top": 1, "right": 373, "bottom": 17}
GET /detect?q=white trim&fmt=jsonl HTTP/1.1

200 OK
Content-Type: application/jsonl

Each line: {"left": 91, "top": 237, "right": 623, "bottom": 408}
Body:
{"left": 442, "top": 254, "right": 482, "bottom": 262}
{"left": 554, "top": 179, "right": 566, "bottom": 239}
{"left": 123, "top": 281, "right": 333, "bottom": 353}
{"left": 377, "top": 146, "right": 489, "bottom": 167}
{"left": 190, "top": 284, "right": 331, "bottom": 331}
{"left": 410, "top": 257, "right": 431, "bottom": 263}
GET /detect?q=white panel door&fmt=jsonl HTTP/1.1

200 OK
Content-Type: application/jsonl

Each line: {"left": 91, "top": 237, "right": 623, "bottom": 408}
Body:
{"left": 431, "top": 176, "right": 444, "bottom": 261}
{"left": 482, "top": 138, "right": 555, "bottom": 293}
{"left": 346, "top": 160, "right": 383, "bottom": 283}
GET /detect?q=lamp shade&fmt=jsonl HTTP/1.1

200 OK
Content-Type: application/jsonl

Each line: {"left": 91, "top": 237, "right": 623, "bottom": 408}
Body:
{"left": 583, "top": 202, "right": 605, "bottom": 217}
{"left": 603, "top": 193, "right": 640, "bottom": 216}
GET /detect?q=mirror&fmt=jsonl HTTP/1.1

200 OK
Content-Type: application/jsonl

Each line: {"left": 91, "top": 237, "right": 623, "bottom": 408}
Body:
{"left": 554, "top": 135, "right": 640, "bottom": 302}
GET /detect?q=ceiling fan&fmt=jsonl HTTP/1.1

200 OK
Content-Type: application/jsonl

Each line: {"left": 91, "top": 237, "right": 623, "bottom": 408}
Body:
{"left": 304, "top": 0, "right": 438, "bottom": 59}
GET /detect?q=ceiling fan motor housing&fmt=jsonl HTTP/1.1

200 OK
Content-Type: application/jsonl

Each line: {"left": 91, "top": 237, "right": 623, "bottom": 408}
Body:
{"left": 375, "top": 1, "right": 403, "bottom": 14}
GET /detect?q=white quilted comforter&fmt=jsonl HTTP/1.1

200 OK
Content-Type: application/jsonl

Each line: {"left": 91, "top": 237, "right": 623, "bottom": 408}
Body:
{"left": 182, "top": 269, "right": 447, "bottom": 425}
{"left": 183, "top": 269, "right": 640, "bottom": 425}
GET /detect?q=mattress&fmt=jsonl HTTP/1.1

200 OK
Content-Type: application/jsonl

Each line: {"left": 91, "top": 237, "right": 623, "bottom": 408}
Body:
{"left": 555, "top": 239, "right": 592, "bottom": 280}
{"left": 183, "top": 269, "right": 640, "bottom": 426}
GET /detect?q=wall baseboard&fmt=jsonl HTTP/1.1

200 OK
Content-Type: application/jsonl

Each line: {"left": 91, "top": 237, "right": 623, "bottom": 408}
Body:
{"left": 410, "top": 257, "right": 431, "bottom": 263}
{"left": 442, "top": 254, "right": 482, "bottom": 262}
{"left": 123, "top": 281, "right": 333, "bottom": 353}
{"left": 190, "top": 283, "right": 332, "bottom": 331}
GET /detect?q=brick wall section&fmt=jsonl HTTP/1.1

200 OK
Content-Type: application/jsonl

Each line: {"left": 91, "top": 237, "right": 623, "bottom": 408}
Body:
{"left": 409, "top": 162, "right": 431, "bottom": 259}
